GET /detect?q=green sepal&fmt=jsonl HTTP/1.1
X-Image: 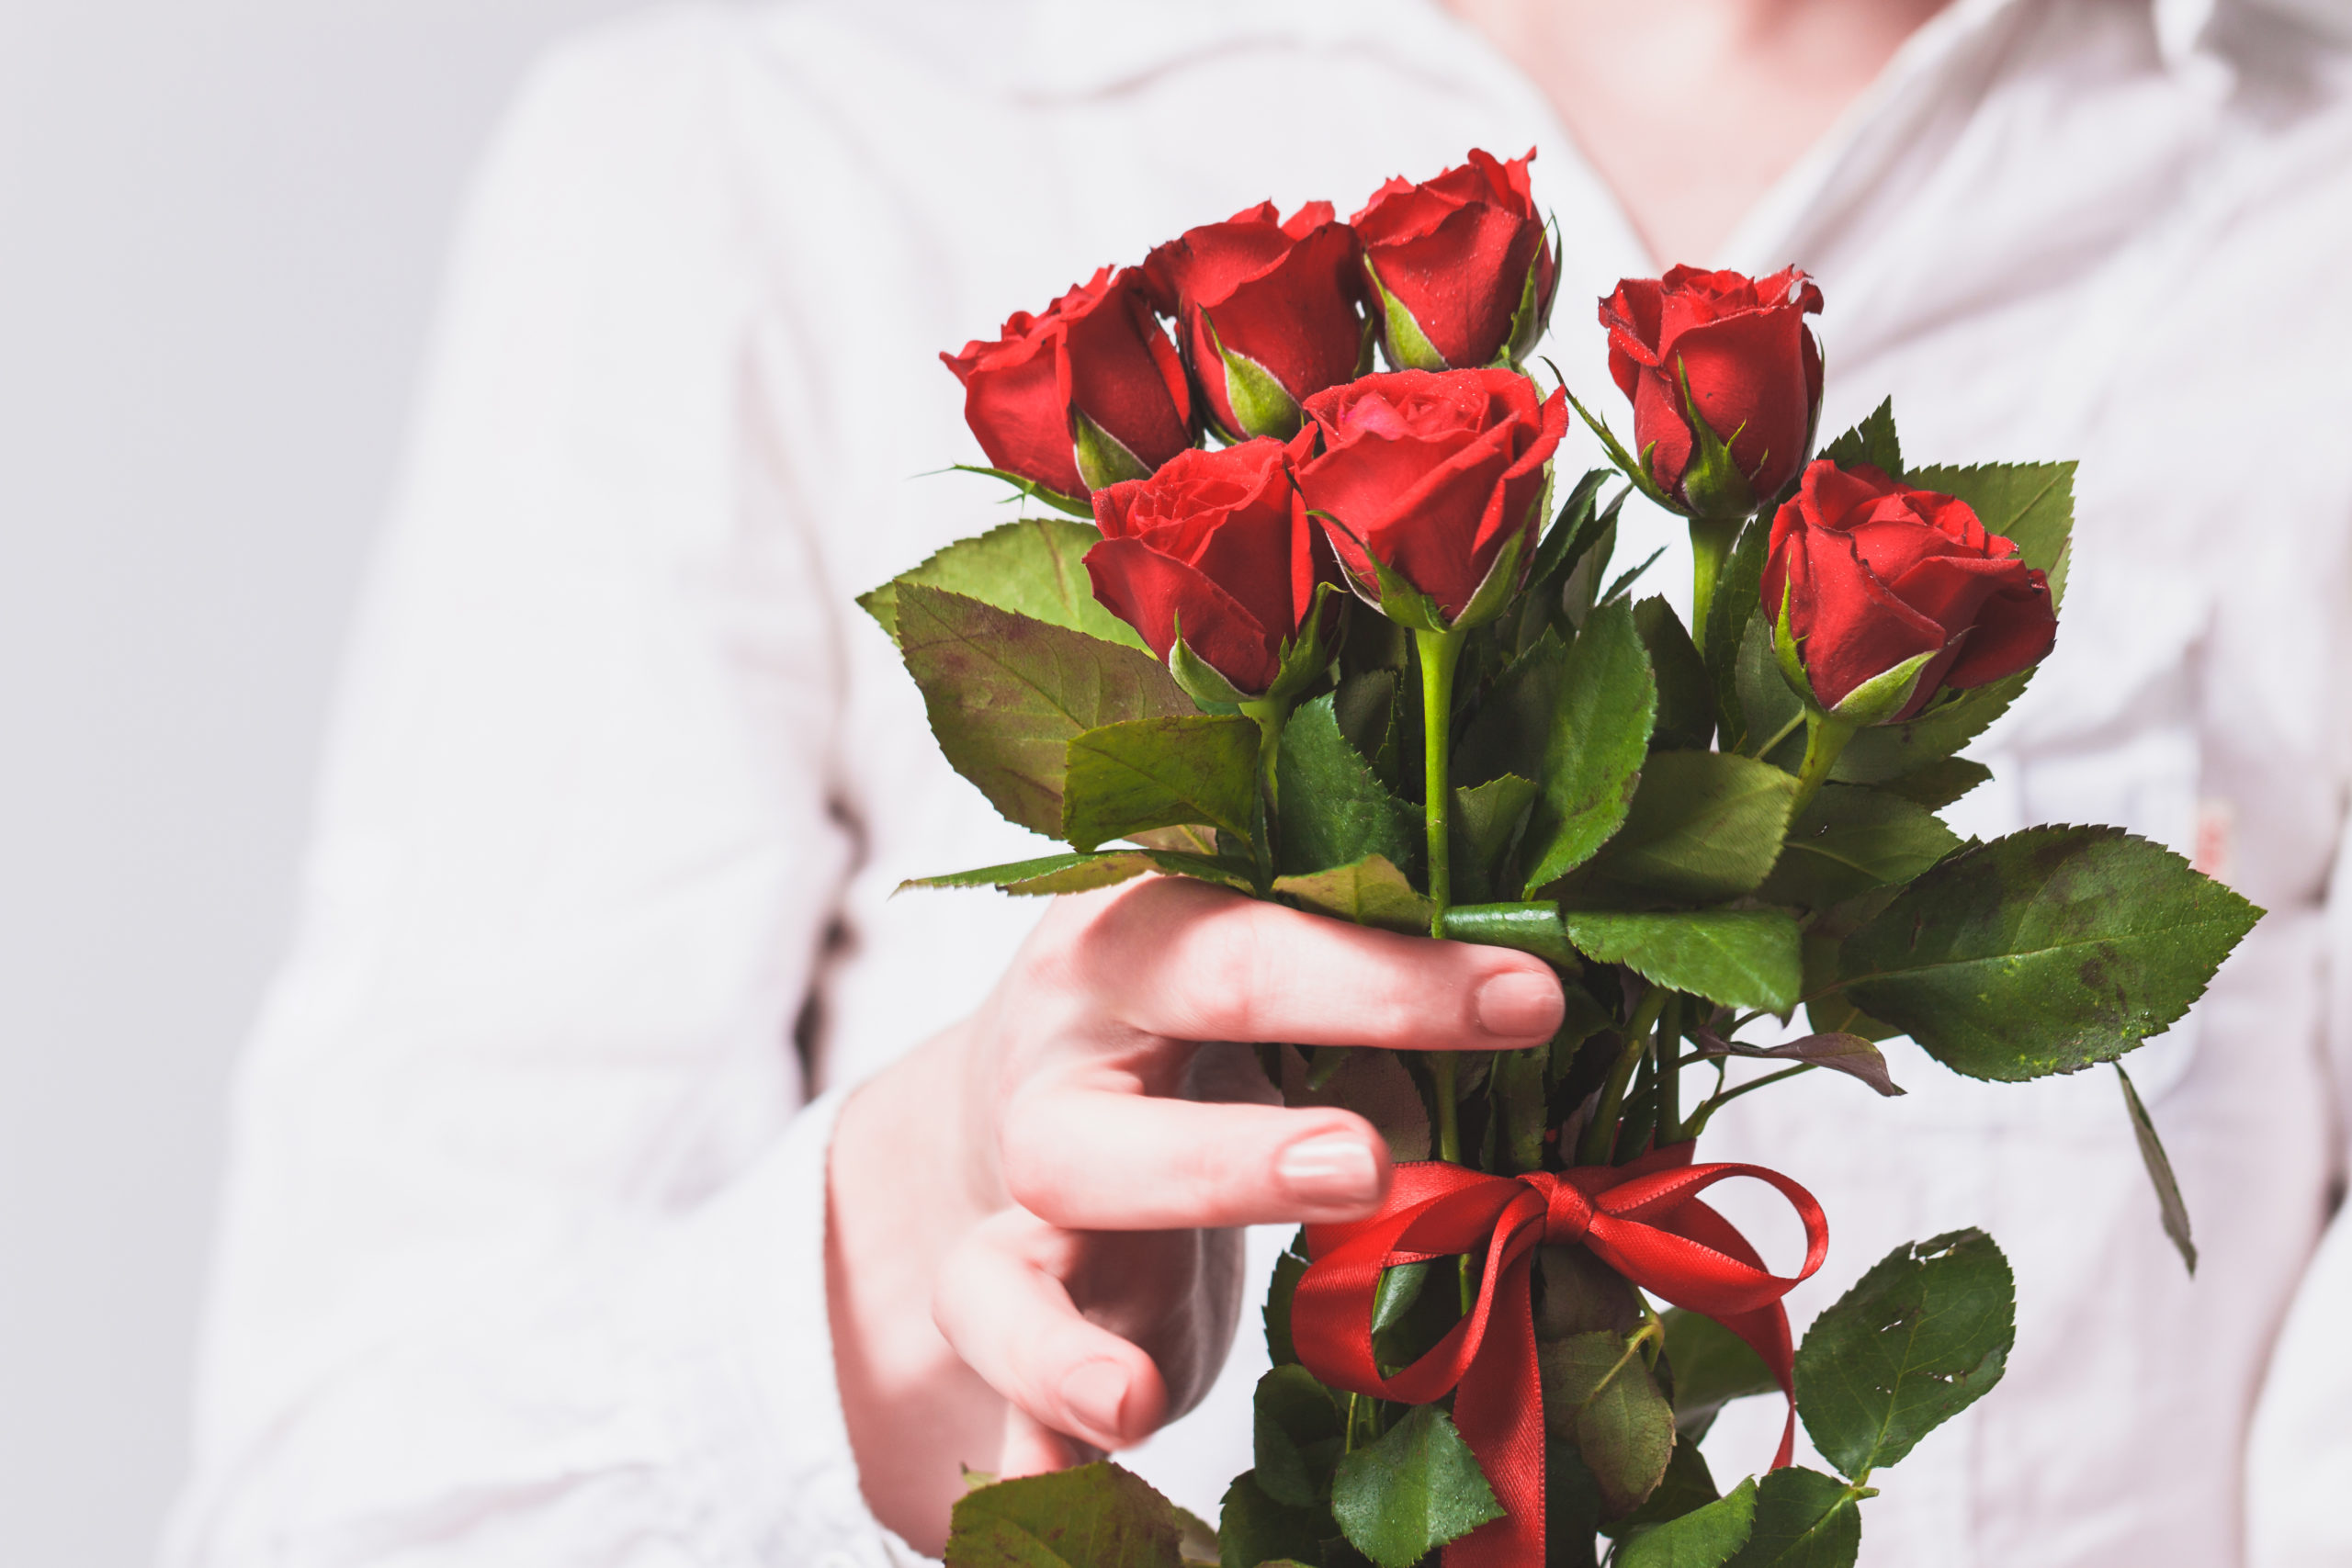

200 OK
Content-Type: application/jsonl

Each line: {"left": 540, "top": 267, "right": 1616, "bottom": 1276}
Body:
{"left": 1498, "top": 227, "right": 1557, "bottom": 368}
{"left": 1671, "top": 357, "right": 1758, "bottom": 522}
{"left": 1770, "top": 581, "right": 1820, "bottom": 712}
{"left": 1072, "top": 407, "right": 1152, "bottom": 494}
{"left": 1166, "top": 631, "right": 1252, "bottom": 710}
{"left": 1565, "top": 386, "right": 1678, "bottom": 514}
{"left": 1204, "top": 309, "right": 1306, "bottom": 442}
{"left": 1363, "top": 255, "right": 1450, "bottom": 372}
{"left": 947, "top": 462, "right": 1095, "bottom": 519}
{"left": 1826, "top": 648, "right": 1936, "bottom": 728}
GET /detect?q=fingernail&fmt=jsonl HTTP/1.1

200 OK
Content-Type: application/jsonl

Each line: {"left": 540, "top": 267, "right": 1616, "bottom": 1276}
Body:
{"left": 1277, "top": 1131, "right": 1381, "bottom": 1205}
{"left": 1060, "top": 1360, "right": 1129, "bottom": 1439}
{"left": 1476, "top": 969, "right": 1563, "bottom": 1039}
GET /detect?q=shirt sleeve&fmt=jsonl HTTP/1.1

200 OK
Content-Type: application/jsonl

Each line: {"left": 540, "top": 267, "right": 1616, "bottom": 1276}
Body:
{"left": 163, "top": 15, "right": 922, "bottom": 1565}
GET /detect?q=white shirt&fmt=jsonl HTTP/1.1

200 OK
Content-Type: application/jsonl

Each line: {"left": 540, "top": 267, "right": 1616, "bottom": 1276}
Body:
{"left": 164, "top": 1, "right": 2352, "bottom": 1563}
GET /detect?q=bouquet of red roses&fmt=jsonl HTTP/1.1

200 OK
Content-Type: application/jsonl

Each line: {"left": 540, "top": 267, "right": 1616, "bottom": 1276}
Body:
{"left": 867, "top": 151, "right": 2257, "bottom": 1568}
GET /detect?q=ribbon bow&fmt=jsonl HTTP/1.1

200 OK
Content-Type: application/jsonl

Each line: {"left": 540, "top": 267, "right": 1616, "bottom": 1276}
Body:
{"left": 1291, "top": 1145, "right": 1828, "bottom": 1568}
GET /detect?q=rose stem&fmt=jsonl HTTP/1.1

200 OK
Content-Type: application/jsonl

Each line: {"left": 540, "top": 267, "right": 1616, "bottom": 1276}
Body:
{"left": 1684, "top": 1063, "right": 1815, "bottom": 1138}
{"left": 1654, "top": 995, "right": 1684, "bottom": 1146}
{"left": 1580, "top": 986, "right": 1672, "bottom": 1166}
{"left": 1790, "top": 711, "right": 1860, "bottom": 818}
{"left": 1238, "top": 698, "right": 1288, "bottom": 897}
{"left": 1687, "top": 516, "right": 1741, "bottom": 659}
{"left": 1414, "top": 624, "right": 1473, "bottom": 1310}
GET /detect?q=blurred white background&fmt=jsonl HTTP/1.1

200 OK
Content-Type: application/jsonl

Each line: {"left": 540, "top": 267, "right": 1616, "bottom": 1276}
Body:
{"left": 0, "top": 3, "right": 640, "bottom": 1560}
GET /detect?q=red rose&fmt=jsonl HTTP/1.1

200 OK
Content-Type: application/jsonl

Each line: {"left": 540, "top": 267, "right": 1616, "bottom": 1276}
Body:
{"left": 1763, "top": 460, "right": 2057, "bottom": 719}
{"left": 1600, "top": 265, "right": 1824, "bottom": 517}
{"left": 941, "top": 266, "right": 1194, "bottom": 503}
{"left": 1352, "top": 149, "right": 1556, "bottom": 375}
{"left": 1084, "top": 439, "right": 1330, "bottom": 697}
{"left": 1142, "top": 201, "right": 1367, "bottom": 443}
{"left": 1292, "top": 368, "right": 1567, "bottom": 623}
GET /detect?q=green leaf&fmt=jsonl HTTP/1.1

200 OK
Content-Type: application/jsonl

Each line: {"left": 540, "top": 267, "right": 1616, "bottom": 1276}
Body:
{"left": 1441, "top": 901, "right": 1578, "bottom": 966}
{"left": 1265, "top": 1244, "right": 1308, "bottom": 1366}
{"left": 1217, "top": 1472, "right": 1326, "bottom": 1568}
{"left": 1252, "top": 1366, "right": 1344, "bottom": 1509}
{"left": 1690, "top": 1030, "right": 1903, "bottom": 1099}
{"left": 1329, "top": 1405, "right": 1504, "bottom": 1568}
{"left": 862, "top": 517, "right": 1144, "bottom": 650}
{"left": 1525, "top": 599, "right": 1657, "bottom": 889}
{"left": 1722, "top": 1468, "right": 1862, "bottom": 1568}
{"left": 1830, "top": 670, "right": 2030, "bottom": 785}
{"left": 1635, "top": 596, "right": 1716, "bottom": 751}
{"left": 1795, "top": 1229, "right": 2015, "bottom": 1479}
{"left": 1706, "top": 523, "right": 1773, "bottom": 741}
{"left": 1538, "top": 1330, "right": 1677, "bottom": 1517}
{"left": 1729, "top": 613, "right": 1804, "bottom": 766}
{"left": 1062, "top": 716, "right": 1261, "bottom": 852}
{"left": 1460, "top": 629, "right": 1567, "bottom": 789}
{"left": 1576, "top": 752, "right": 1799, "bottom": 904}
{"left": 1491, "top": 1044, "right": 1549, "bottom": 1173}
{"left": 1453, "top": 773, "right": 1540, "bottom": 901}
{"left": 1558, "top": 910, "right": 1802, "bottom": 1013}
{"left": 1820, "top": 399, "right": 1901, "bottom": 479}
{"left": 903, "top": 851, "right": 1155, "bottom": 897}
{"left": 1905, "top": 460, "right": 2075, "bottom": 609}
{"left": 2117, "top": 1063, "right": 2198, "bottom": 1273}
{"left": 1278, "top": 1043, "right": 1432, "bottom": 1162}
{"left": 1759, "top": 784, "right": 1961, "bottom": 908}
{"left": 1865, "top": 757, "right": 1989, "bottom": 811}
{"left": 1616, "top": 1478, "right": 1758, "bottom": 1568}
{"left": 1275, "top": 855, "right": 1432, "bottom": 936}
{"left": 946, "top": 1462, "right": 1185, "bottom": 1568}
{"left": 1333, "top": 667, "right": 1403, "bottom": 790}
{"left": 1660, "top": 1308, "right": 1778, "bottom": 1442}
{"left": 1603, "top": 1439, "right": 1721, "bottom": 1540}
{"left": 1509, "top": 469, "right": 1616, "bottom": 656}
{"left": 1838, "top": 826, "right": 2262, "bottom": 1081}
{"left": 1277, "top": 694, "right": 1419, "bottom": 876}
{"left": 898, "top": 586, "right": 1196, "bottom": 838}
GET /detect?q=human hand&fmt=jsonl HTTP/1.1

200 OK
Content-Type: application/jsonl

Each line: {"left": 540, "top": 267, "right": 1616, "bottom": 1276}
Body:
{"left": 825, "top": 874, "right": 1564, "bottom": 1551}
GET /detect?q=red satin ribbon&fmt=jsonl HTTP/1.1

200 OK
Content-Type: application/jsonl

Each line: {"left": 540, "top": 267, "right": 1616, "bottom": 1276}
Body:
{"left": 1291, "top": 1145, "right": 1828, "bottom": 1568}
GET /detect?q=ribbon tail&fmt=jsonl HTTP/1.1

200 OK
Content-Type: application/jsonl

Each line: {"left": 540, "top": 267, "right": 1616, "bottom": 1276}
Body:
{"left": 1441, "top": 1251, "right": 1544, "bottom": 1568}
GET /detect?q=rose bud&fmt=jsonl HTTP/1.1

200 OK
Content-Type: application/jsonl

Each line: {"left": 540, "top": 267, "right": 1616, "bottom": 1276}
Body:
{"left": 1084, "top": 439, "right": 1335, "bottom": 702}
{"left": 1763, "top": 459, "right": 2058, "bottom": 724}
{"left": 1352, "top": 149, "right": 1557, "bottom": 374}
{"left": 1142, "top": 201, "right": 1368, "bottom": 444}
{"left": 1291, "top": 367, "right": 1567, "bottom": 628}
{"left": 941, "top": 265, "right": 1195, "bottom": 509}
{"left": 1600, "top": 265, "right": 1825, "bottom": 519}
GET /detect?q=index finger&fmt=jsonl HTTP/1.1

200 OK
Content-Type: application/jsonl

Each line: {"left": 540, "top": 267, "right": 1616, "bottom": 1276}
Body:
{"left": 1063, "top": 875, "right": 1565, "bottom": 1052}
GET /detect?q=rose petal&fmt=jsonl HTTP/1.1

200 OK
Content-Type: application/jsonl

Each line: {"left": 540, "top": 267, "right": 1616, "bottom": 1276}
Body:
{"left": 1083, "top": 537, "right": 1282, "bottom": 694}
